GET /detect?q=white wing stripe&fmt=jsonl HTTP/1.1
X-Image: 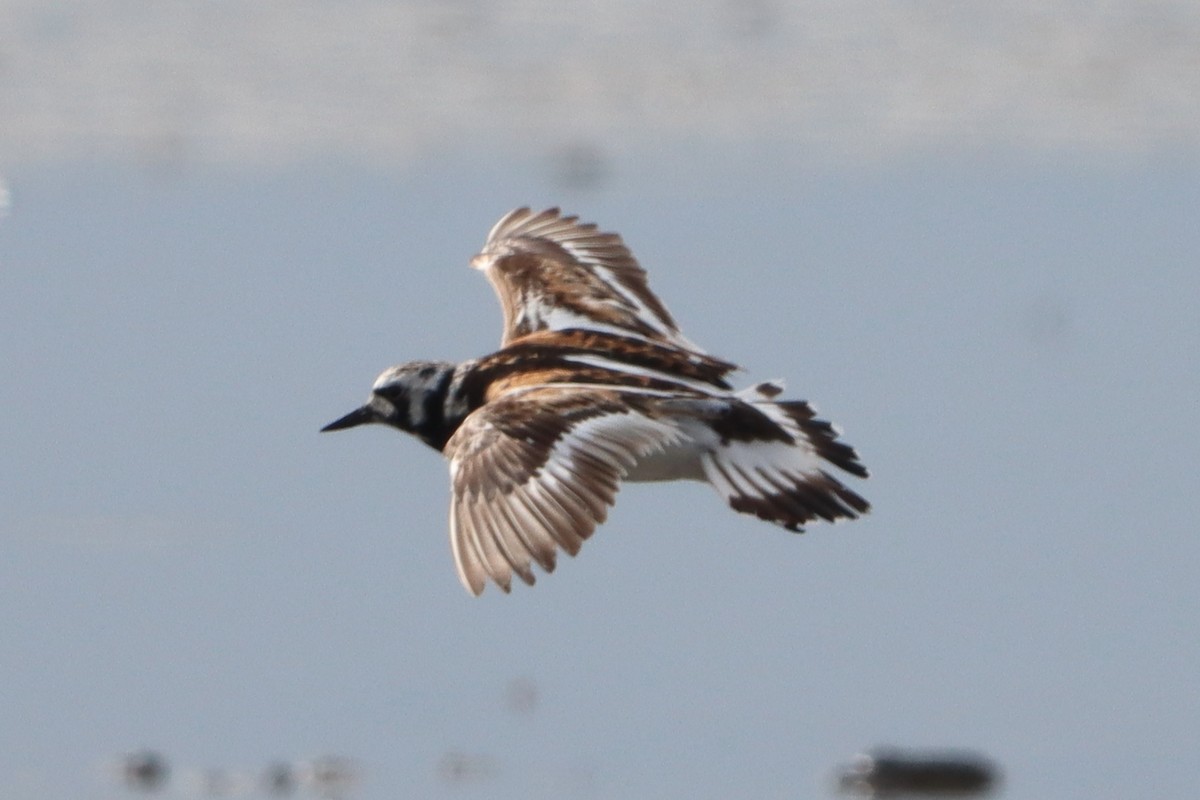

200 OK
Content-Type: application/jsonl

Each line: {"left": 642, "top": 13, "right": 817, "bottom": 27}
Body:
{"left": 562, "top": 353, "right": 730, "bottom": 396}
{"left": 592, "top": 264, "right": 685, "bottom": 341}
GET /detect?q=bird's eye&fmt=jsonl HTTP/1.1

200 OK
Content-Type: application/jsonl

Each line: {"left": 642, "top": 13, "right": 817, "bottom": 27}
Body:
{"left": 375, "top": 383, "right": 404, "bottom": 402}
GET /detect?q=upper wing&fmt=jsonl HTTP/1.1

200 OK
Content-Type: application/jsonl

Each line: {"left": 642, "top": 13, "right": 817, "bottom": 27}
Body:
{"left": 443, "top": 386, "right": 686, "bottom": 595}
{"left": 470, "top": 207, "right": 700, "bottom": 351}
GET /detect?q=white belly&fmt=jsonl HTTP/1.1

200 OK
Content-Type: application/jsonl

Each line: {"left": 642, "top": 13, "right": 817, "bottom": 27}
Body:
{"left": 623, "top": 421, "right": 716, "bottom": 483}
{"left": 624, "top": 444, "right": 706, "bottom": 482}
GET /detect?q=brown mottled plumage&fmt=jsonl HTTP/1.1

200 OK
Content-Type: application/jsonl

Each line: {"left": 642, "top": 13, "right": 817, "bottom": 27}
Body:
{"left": 472, "top": 208, "right": 692, "bottom": 348}
{"left": 323, "top": 208, "right": 869, "bottom": 595}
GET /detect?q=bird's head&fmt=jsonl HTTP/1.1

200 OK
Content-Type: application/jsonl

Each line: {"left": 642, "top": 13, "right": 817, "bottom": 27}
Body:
{"left": 321, "top": 360, "right": 458, "bottom": 449}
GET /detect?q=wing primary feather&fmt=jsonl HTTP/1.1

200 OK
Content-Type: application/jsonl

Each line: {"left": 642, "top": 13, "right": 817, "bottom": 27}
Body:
{"left": 463, "top": 496, "right": 514, "bottom": 592}
{"left": 449, "top": 504, "right": 488, "bottom": 596}
{"left": 504, "top": 490, "right": 559, "bottom": 572}
{"left": 553, "top": 458, "right": 616, "bottom": 516}
{"left": 477, "top": 498, "right": 536, "bottom": 586}
{"left": 526, "top": 483, "right": 586, "bottom": 555}
{"left": 488, "top": 496, "right": 540, "bottom": 583}
{"left": 543, "top": 461, "right": 608, "bottom": 532}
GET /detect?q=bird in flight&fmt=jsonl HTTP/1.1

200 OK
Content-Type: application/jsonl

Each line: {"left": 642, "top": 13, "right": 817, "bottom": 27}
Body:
{"left": 322, "top": 208, "right": 869, "bottom": 595}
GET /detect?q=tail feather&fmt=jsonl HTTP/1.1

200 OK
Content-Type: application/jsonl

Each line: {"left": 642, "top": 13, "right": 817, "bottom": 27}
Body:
{"left": 701, "top": 392, "right": 869, "bottom": 531}
{"left": 777, "top": 400, "right": 870, "bottom": 478}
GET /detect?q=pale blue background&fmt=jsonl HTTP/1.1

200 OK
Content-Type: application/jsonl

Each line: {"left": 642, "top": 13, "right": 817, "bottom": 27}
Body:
{"left": 2, "top": 3, "right": 1198, "bottom": 799}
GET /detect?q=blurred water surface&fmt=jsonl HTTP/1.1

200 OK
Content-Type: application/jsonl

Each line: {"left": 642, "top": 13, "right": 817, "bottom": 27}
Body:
{"left": 3, "top": 0, "right": 1199, "bottom": 164}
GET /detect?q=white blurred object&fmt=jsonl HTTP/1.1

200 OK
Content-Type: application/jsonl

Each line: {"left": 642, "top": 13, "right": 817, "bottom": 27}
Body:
{"left": 1, "top": 3, "right": 1197, "bottom": 163}
{"left": 176, "top": 767, "right": 258, "bottom": 798}
{"left": 298, "top": 756, "right": 360, "bottom": 798}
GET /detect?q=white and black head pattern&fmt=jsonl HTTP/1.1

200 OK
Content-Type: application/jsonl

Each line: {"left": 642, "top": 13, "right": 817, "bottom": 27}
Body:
{"left": 323, "top": 208, "right": 870, "bottom": 595}
{"left": 322, "top": 360, "right": 462, "bottom": 450}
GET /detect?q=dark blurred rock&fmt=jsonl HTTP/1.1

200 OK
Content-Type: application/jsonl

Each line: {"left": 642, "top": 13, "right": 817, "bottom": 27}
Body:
{"left": 121, "top": 750, "right": 169, "bottom": 792}
{"left": 437, "top": 750, "right": 498, "bottom": 784}
{"left": 264, "top": 761, "right": 296, "bottom": 796}
{"left": 505, "top": 675, "right": 539, "bottom": 715}
{"left": 551, "top": 143, "right": 610, "bottom": 192}
{"left": 838, "top": 748, "right": 998, "bottom": 797}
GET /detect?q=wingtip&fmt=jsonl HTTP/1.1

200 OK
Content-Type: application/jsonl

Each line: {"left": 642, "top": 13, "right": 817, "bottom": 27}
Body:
{"left": 460, "top": 572, "right": 487, "bottom": 597}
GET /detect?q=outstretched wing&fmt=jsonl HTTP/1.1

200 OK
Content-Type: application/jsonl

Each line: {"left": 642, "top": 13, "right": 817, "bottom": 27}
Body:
{"left": 471, "top": 207, "right": 700, "bottom": 350}
{"left": 443, "top": 386, "right": 685, "bottom": 595}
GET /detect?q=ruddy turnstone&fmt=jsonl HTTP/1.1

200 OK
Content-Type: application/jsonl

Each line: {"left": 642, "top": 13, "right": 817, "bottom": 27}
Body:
{"left": 323, "top": 208, "right": 869, "bottom": 595}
